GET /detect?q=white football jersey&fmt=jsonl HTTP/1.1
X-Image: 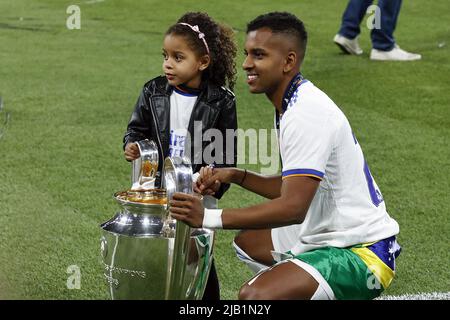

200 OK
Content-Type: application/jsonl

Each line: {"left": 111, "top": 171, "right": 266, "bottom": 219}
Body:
{"left": 169, "top": 88, "right": 197, "bottom": 158}
{"left": 275, "top": 80, "right": 399, "bottom": 255}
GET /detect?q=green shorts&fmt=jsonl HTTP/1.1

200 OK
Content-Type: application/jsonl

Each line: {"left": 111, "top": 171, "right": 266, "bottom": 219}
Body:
{"left": 286, "top": 236, "right": 401, "bottom": 300}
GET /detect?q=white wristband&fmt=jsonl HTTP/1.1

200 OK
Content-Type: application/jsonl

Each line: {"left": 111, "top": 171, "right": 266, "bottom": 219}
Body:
{"left": 202, "top": 209, "right": 223, "bottom": 229}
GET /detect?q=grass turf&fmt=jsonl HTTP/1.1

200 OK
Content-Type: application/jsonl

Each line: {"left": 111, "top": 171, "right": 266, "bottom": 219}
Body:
{"left": 0, "top": 0, "right": 449, "bottom": 299}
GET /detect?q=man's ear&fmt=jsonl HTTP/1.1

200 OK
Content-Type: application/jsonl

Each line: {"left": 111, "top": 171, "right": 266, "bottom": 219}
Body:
{"left": 283, "top": 51, "right": 297, "bottom": 73}
{"left": 199, "top": 55, "right": 211, "bottom": 71}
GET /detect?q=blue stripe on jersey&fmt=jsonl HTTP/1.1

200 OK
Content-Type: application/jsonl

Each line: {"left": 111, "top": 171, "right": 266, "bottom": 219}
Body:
{"left": 173, "top": 86, "right": 199, "bottom": 97}
{"left": 281, "top": 73, "right": 303, "bottom": 113}
{"left": 276, "top": 76, "right": 309, "bottom": 129}
{"left": 352, "top": 131, "right": 358, "bottom": 145}
{"left": 282, "top": 168, "right": 324, "bottom": 179}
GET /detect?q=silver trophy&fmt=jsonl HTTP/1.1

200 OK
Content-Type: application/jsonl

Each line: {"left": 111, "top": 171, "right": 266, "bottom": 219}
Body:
{"left": 100, "top": 140, "right": 215, "bottom": 299}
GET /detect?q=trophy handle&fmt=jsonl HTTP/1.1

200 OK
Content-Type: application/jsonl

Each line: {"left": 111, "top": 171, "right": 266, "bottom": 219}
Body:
{"left": 163, "top": 156, "right": 194, "bottom": 299}
{"left": 131, "top": 139, "right": 158, "bottom": 190}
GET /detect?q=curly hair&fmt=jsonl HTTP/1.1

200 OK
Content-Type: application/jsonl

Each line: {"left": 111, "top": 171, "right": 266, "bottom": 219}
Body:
{"left": 166, "top": 12, "right": 237, "bottom": 90}
{"left": 247, "top": 12, "right": 308, "bottom": 62}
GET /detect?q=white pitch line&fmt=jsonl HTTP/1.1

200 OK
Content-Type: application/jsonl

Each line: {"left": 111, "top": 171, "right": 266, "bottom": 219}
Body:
{"left": 376, "top": 292, "right": 450, "bottom": 300}
{"left": 85, "top": 0, "right": 105, "bottom": 4}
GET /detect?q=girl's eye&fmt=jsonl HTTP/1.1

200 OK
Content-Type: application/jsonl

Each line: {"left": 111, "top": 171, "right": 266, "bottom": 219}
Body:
{"left": 162, "top": 52, "right": 168, "bottom": 60}
{"left": 175, "top": 55, "right": 183, "bottom": 62}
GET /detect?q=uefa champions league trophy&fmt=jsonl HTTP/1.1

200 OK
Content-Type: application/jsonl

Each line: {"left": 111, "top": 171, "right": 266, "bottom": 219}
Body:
{"left": 100, "top": 139, "right": 216, "bottom": 299}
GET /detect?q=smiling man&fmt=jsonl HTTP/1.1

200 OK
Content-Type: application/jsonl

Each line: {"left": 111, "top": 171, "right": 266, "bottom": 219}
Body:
{"left": 170, "top": 12, "right": 401, "bottom": 300}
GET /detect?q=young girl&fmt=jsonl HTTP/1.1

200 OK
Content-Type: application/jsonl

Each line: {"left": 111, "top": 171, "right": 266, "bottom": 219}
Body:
{"left": 123, "top": 12, "right": 238, "bottom": 300}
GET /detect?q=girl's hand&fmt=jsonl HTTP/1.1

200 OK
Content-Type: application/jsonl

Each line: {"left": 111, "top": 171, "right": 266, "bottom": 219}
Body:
{"left": 194, "top": 166, "right": 221, "bottom": 195}
{"left": 124, "top": 142, "right": 140, "bottom": 161}
{"left": 195, "top": 167, "right": 237, "bottom": 195}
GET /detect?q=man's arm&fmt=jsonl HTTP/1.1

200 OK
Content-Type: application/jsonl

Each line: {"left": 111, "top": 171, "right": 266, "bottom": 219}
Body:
{"left": 222, "top": 175, "right": 319, "bottom": 228}
{"left": 171, "top": 175, "right": 320, "bottom": 229}
{"left": 234, "top": 169, "right": 283, "bottom": 200}
{"left": 196, "top": 167, "right": 283, "bottom": 199}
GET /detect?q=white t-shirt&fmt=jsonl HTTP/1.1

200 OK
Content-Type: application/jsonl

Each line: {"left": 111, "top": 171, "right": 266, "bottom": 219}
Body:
{"left": 169, "top": 88, "right": 198, "bottom": 158}
{"left": 273, "top": 80, "right": 399, "bottom": 255}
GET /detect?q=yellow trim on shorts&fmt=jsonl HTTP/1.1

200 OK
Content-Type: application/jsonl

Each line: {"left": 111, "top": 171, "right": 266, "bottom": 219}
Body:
{"left": 351, "top": 247, "right": 395, "bottom": 289}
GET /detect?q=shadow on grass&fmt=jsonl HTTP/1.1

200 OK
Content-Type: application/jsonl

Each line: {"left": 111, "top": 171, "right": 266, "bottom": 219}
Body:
{"left": 0, "top": 22, "right": 49, "bottom": 33}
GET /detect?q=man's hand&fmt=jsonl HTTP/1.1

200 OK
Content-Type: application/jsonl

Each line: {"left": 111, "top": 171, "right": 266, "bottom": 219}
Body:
{"left": 124, "top": 142, "right": 140, "bottom": 161}
{"left": 169, "top": 192, "right": 204, "bottom": 228}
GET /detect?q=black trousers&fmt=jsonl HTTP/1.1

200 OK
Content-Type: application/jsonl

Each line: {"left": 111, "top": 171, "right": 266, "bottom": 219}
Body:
{"left": 202, "top": 259, "right": 220, "bottom": 300}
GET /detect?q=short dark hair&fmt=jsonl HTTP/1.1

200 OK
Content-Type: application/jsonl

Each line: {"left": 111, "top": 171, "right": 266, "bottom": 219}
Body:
{"left": 247, "top": 12, "right": 307, "bottom": 61}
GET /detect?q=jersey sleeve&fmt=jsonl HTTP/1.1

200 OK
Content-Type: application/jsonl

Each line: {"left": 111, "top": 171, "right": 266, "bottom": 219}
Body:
{"left": 280, "top": 108, "right": 335, "bottom": 181}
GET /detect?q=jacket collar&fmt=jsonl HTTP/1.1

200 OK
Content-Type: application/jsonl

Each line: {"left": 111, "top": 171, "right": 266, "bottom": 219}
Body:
{"left": 154, "top": 76, "right": 224, "bottom": 103}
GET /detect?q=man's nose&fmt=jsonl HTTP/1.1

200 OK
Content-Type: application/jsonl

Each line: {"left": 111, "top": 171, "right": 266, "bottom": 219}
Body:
{"left": 242, "top": 55, "right": 253, "bottom": 71}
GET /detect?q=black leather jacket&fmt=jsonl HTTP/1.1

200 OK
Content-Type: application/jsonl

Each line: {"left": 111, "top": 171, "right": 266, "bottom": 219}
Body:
{"left": 123, "top": 76, "right": 237, "bottom": 199}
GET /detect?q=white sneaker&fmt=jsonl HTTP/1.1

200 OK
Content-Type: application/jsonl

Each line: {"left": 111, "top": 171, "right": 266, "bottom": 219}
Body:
{"left": 333, "top": 34, "right": 363, "bottom": 55}
{"left": 370, "top": 45, "right": 422, "bottom": 61}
